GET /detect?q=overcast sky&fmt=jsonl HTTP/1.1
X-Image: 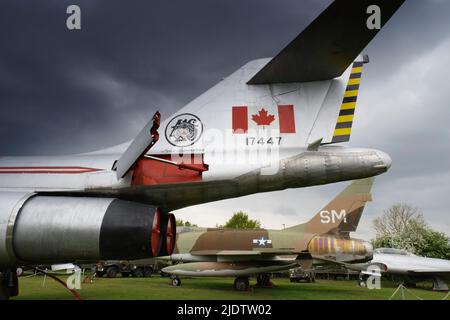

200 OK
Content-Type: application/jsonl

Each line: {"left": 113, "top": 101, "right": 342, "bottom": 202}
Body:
{"left": 1, "top": 0, "right": 449, "bottom": 239}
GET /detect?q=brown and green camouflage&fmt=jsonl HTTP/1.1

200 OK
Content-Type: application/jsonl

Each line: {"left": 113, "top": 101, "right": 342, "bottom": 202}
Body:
{"left": 161, "top": 178, "right": 374, "bottom": 276}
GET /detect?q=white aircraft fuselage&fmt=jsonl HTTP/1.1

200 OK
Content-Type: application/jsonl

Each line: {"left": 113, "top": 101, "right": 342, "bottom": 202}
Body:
{"left": 0, "top": 59, "right": 391, "bottom": 210}
{"left": 372, "top": 253, "right": 450, "bottom": 275}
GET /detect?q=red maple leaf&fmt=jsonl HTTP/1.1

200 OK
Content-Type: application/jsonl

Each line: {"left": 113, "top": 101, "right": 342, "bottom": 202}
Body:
{"left": 251, "top": 108, "right": 275, "bottom": 126}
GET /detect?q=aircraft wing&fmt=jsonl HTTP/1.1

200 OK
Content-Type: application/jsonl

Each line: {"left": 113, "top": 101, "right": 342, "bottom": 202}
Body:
{"left": 191, "top": 249, "right": 296, "bottom": 256}
{"left": 248, "top": 0, "right": 405, "bottom": 84}
{"left": 189, "top": 249, "right": 297, "bottom": 263}
{"left": 162, "top": 261, "right": 298, "bottom": 277}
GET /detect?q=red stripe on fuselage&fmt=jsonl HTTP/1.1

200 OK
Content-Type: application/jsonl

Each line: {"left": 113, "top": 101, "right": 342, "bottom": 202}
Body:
{"left": 0, "top": 166, "right": 102, "bottom": 174}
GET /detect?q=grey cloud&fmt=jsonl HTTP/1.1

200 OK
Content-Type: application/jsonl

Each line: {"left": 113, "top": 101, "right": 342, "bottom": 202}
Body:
{"left": 272, "top": 207, "right": 298, "bottom": 217}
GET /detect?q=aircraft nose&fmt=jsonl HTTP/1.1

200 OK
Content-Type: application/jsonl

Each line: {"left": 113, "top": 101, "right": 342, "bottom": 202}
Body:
{"left": 375, "top": 150, "right": 392, "bottom": 170}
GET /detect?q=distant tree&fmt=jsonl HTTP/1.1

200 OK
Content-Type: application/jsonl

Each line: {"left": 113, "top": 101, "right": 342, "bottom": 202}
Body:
{"left": 220, "top": 211, "right": 261, "bottom": 229}
{"left": 415, "top": 229, "right": 450, "bottom": 260}
{"left": 372, "top": 203, "right": 450, "bottom": 259}
{"left": 176, "top": 219, "right": 197, "bottom": 227}
{"left": 373, "top": 203, "right": 425, "bottom": 237}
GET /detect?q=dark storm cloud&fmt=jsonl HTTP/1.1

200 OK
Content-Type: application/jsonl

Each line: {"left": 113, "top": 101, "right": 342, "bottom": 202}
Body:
{"left": 0, "top": 0, "right": 330, "bottom": 155}
{"left": 1, "top": 0, "right": 448, "bottom": 155}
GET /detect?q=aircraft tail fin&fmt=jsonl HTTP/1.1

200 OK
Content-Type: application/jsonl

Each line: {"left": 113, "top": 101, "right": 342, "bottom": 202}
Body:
{"left": 286, "top": 178, "right": 374, "bottom": 237}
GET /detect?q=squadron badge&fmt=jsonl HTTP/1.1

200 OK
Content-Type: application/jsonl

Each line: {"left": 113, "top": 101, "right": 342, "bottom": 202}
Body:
{"left": 165, "top": 113, "right": 203, "bottom": 147}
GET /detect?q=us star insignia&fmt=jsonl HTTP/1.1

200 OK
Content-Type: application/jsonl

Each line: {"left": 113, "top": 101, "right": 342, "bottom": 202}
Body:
{"left": 253, "top": 237, "right": 272, "bottom": 246}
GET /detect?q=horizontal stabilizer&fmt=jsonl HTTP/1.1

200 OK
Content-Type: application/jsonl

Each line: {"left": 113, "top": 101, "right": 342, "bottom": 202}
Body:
{"left": 248, "top": 0, "right": 405, "bottom": 84}
{"left": 307, "top": 138, "right": 323, "bottom": 151}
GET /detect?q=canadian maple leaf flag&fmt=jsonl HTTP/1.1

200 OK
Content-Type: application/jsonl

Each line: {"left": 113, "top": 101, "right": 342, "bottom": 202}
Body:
{"left": 232, "top": 105, "right": 296, "bottom": 134}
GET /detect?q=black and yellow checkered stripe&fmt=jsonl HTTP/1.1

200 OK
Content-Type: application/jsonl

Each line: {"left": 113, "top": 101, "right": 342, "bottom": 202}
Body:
{"left": 331, "top": 61, "right": 364, "bottom": 143}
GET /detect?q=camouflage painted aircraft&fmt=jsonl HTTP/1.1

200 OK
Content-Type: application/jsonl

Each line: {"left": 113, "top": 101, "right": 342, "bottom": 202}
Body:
{"left": 159, "top": 178, "right": 374, "bottom": 290}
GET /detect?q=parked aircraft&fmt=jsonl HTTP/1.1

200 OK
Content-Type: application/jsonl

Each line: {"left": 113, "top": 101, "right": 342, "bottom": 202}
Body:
{"left": 160, "top": 178, "right": 374, "bottom": 291}
{"left": 348, "top": 248, "right": 450, "bottom": 291}
{"left": 0, "top": 0, "right": 404, "bottom": 299}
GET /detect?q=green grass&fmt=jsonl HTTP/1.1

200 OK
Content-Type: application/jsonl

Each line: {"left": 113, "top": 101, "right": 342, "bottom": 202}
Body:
{"left": 11, "top": 274, "right": 450, "bottom": 300}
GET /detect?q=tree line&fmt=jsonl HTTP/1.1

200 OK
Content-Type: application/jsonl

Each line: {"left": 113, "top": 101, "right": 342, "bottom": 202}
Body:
{"left": 372, "top": 203, "right": 450, "bottom": 259}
